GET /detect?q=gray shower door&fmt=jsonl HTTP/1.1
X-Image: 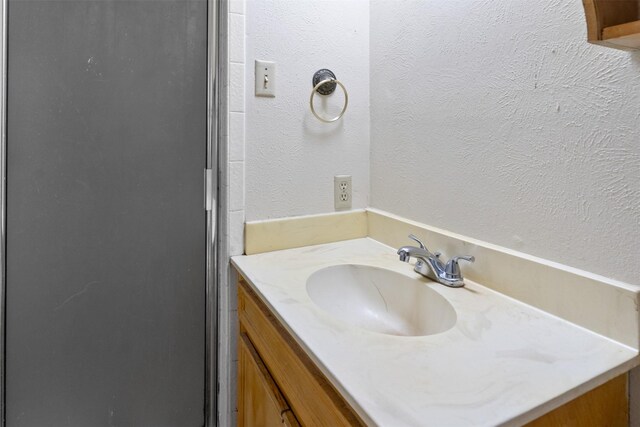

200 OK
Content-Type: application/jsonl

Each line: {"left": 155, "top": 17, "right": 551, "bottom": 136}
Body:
{"left": 4, "top": 0, "right": 208, "bottom": 426}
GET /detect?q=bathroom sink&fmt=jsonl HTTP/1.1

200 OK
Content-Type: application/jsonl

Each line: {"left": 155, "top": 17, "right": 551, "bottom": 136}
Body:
{"left": 306, "top": 264, "right": 456, "bottom": 336}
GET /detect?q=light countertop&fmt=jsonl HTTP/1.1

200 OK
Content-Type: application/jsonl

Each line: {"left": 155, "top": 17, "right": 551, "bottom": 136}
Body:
{"left": 232, "top": 237, "right": 638, "bottom": 426}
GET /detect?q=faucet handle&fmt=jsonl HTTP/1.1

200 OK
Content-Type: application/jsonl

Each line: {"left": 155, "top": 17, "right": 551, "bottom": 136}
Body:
{"left": 453, "top": 255, "right": 475, "bottom": 263}
{"left": 444, "top": 255, "right": 475, "bottom": 279}
{"left": 407, "top": 234, "right": 441, "bottom": 258}
{"left": 408, "top": 234, "right": 426, "bottom": 250}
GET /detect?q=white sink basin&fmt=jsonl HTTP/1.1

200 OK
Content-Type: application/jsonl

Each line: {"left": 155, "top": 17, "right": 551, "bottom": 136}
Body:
{"left": 306, "top": 264, "right": 457, "bottom": 337}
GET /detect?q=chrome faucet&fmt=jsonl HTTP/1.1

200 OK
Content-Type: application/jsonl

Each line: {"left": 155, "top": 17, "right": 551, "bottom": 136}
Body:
{"left": 397, "top": 234, "right": 475, "bottom": 288}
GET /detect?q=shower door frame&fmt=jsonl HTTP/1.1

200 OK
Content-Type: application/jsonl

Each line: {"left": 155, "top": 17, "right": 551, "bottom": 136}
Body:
{"left": 0, "top": 0, "right": 225, "bottom": 425}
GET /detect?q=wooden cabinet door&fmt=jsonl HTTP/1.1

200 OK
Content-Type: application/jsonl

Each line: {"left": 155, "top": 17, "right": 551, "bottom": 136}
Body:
{"left": 238, "top": 280, "right": 365, "bottom": 427}
{"left": 238, "top": 333, "right": 299, "bottom": 427}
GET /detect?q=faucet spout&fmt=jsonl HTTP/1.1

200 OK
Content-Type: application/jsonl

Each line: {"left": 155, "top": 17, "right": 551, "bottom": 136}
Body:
{"left": 397, "top": 248, "right": 412, "bottom": 263}
{"left": 396, "top": 234, "right": 475, "bottom": 288}
{"left": 397, "top": 245, "right": 431, "bottom": 261}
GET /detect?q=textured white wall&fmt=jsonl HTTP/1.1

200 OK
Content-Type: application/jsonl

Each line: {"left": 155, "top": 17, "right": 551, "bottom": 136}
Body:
{"left": 370, "top": 0, "right": 640, "bottom": 286}
{"left": 244, "top": 0, "right": 370, "bottom": 221}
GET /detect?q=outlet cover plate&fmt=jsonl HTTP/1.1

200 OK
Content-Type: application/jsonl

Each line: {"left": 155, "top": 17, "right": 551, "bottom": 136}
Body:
{"left": 334, "top": 175, "right": 352, "bottom": 210}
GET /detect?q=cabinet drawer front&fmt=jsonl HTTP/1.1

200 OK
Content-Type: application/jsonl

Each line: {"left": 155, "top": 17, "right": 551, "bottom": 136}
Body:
{"left": 239, "top": 279, "right": 365, "bottom": 427}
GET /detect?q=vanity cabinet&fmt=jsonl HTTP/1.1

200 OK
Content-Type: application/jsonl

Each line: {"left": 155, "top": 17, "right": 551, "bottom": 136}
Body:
{"left": 236, "top": 273, "right": 628, "bottom": 426}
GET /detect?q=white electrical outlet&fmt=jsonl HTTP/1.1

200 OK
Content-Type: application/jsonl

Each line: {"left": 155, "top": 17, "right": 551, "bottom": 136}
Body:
{"left": 334, "top": 175, "right": 352, "bottom": 210}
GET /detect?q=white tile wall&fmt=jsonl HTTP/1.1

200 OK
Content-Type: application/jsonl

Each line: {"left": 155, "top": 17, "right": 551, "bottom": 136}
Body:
{"left": 229, "top": 162, "right": 245, "bottom": 212}
{"left": 219, "top": 2, "right": 245, "bottom": 426}
{"left": 229, "top": 63, "right": 245, "bottom": 114}
{"left": 229, "top": 0, "right": 245, "bottom": 15}
{"left": 229, "top": 210, "right": 245, "bottom": 256}
{"left": 228, "top": 1, "right": 245, "bottom": 257}
{"left": 229, "top": 13, "right": 245, "bottom": 64}
{"left": 229, "top": 112, "right": 245, "bottom": 162}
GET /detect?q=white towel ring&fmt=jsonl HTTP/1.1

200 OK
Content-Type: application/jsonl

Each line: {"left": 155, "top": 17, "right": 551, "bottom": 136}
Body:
{"left": 309, "top": 78, "right": 349, "bottom": 123}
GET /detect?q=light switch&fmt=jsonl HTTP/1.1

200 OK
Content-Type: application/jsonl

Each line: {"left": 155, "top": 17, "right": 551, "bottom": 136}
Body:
{"left": 255, "top": 60, "right": 276, "bottom": 97}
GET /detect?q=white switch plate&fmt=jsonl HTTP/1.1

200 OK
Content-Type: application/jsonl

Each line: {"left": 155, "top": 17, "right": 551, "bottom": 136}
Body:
{"left": 255, "top": 60, "right": 276, "bottom": 97}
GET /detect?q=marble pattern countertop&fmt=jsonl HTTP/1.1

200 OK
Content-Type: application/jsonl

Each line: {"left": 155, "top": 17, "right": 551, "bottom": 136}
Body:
{"left": 232, "top": 238, "right": 638, "bottom": 426}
